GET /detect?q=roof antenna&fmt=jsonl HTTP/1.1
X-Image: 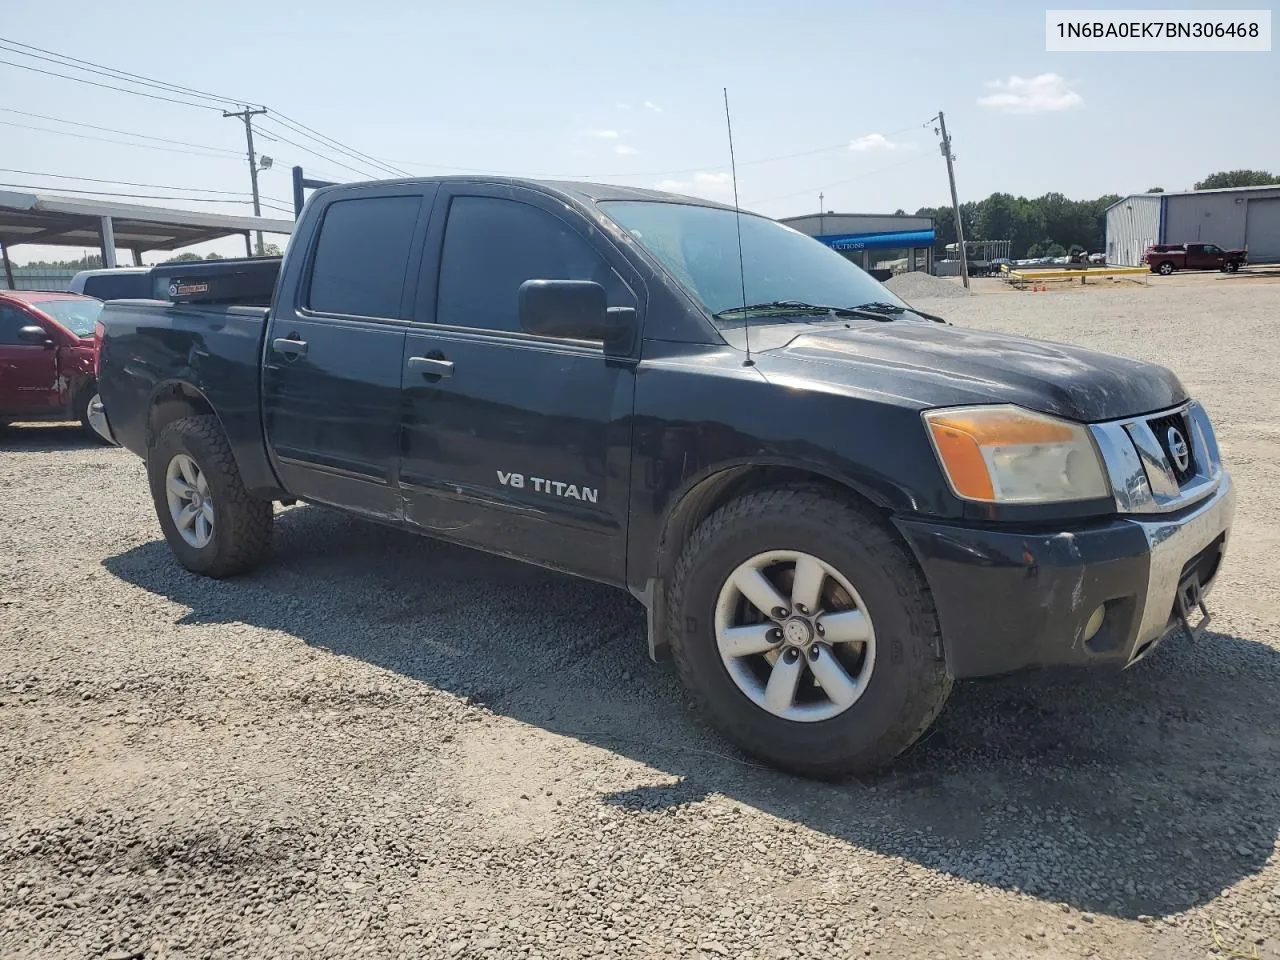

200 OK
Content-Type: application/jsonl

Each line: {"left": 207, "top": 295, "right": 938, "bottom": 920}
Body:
{"left": 723, "top": 87, "right": 752, "bottom": 367}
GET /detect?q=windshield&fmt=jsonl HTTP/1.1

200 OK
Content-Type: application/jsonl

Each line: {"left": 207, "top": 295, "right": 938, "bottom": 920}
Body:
{"left": 31, "top": 298, "right": 104, "bottom": 337}
{"left": 598, "top": 200, "right": 906, "bottom": 322}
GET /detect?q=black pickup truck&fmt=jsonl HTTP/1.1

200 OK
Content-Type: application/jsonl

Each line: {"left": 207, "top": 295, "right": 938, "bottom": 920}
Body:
{"left": 95, "top": 178, "right": 1234, "bottom": 777}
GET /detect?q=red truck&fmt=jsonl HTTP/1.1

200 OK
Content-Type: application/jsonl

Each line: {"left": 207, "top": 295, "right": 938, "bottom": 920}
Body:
{"left": 0, "top": 290, "right": 105, "bottom": 436}
{"left": 1144, "top": 242, "right": 1247, "bottom": 275}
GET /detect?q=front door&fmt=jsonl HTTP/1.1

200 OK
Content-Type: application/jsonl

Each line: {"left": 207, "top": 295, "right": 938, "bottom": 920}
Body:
{"left": 0, "top": 303, "right": 59, "bottom": 418}
{"left": 262, "top": 185, "right": 434, "bottom": 518}
{"left": 399, "top": 186, "right": 643, "bottom": 583}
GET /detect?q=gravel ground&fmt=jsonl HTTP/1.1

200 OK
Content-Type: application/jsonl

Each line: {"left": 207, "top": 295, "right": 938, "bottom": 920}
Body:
{"left": 3, "top": 274, "right": 1279, "bottom": 959}
{"left": 883, "top": 271, "right": 974, "bottom": 299}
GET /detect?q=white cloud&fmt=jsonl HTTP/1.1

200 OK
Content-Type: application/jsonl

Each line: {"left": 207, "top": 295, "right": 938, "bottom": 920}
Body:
{"left": 616, "top": 103, "right": 632, "bottom": 111}
{"left": 654, "top": 171, "right": 733, "bottom": 199}
{"left": 614, "top": 145, "right": 640, "bottom": 156}
{"left": 848, "top": 133, "right": 902, "bottom": 152}
{"left": 582, "top": 129, "right": 620, "bottom": 139}
{"left": 978, "top": 73, "right": 1083, "bottom": 114}
{"left": 643, "top": 100, "right": 663, "bottom": 113}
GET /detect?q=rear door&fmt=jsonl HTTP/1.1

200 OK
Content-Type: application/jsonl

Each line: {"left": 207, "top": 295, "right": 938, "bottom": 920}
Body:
{"left": 0, "top": 302, "right": 60, "bottom": 417}
{"left": 398, "top": 185, "right": 643, "bottom": 583}
{"left": 262, "top": 185, "right": 435, "bottom": 518}
{"left": 1185, "top": 243, "right": 1209, "bottom": 268}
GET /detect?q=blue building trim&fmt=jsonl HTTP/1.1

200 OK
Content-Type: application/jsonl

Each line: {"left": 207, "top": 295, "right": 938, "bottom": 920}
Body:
{"left": 1158, "top": 195, "right": 1167, "bottom": 244}
{"left": 814, "top": 229, "right": 936, "bottom": 251}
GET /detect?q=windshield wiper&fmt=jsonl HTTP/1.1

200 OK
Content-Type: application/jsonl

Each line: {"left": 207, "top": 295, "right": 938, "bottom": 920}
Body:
{"left": 713, "top": 300, "right": 872, "bottom": 321}
{"left": 849, "top": 300, "right": 950, "bottom": 325}
{"left": 713, "top": 299, "right": 950, "bottom": 325}
{"left": 848, "top": 301, "right": 906, "bottom": 314}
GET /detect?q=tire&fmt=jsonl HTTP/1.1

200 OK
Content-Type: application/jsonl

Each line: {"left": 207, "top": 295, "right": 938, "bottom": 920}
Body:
{"left": 667, "top": 487, "right": 952, "bottom": 779}
{"left": 1225, "top": 260, "right": 1240, "bottom": 273}
{"left": 147, "top": 414, "right": 273, "bottom": 578}
{"left": 1157, "top": 261, "right": 1175, "bottom": 276}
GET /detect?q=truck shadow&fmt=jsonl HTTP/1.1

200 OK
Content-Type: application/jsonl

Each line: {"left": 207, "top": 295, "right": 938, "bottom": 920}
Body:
{"left": 0, "top": 422, "right": 106, "bottom": 452}
{"left": 103, "top": 504, "right": 1280, "bottom": 920}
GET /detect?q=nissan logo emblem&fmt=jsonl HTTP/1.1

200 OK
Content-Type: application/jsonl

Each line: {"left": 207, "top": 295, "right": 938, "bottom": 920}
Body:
{"left": 1167, "top": 426, "right": 1190, "bottom": 472}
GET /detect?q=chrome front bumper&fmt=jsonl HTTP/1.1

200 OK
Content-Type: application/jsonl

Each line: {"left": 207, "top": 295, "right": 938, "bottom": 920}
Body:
{"left": 86, "top": 395, "right": 117, "bottom": 445}
{"left": 1127, "top": 473, "right": 1235, "bottom": 663}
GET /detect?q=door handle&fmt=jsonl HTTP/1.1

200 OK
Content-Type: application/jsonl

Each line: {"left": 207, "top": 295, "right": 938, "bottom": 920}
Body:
{"left": 272, "top": 337, "right": 308, "bottom": 358}
{"left": 407, "top": 356, "right": 455, "bottom": 378}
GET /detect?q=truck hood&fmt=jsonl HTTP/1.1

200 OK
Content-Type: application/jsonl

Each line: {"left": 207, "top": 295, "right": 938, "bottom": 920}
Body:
{"left": 754, "top": 319, "right": 1187, "bottom": 423}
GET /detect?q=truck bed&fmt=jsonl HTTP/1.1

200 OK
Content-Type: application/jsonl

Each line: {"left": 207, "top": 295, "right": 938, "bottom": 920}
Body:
{"left": 97, "top": 299, "right": 281, "bottom": 497}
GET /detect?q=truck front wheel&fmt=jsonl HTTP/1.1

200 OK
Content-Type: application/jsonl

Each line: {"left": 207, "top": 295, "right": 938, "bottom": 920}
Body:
{"left": 1225, "top": 260, "right": 1240, "bottom": 273}
{"left": 147, "top": 414, "right": 273, "bottom": 578}
{"left": 668, "top": 488, "right": 952, "bottom": 778}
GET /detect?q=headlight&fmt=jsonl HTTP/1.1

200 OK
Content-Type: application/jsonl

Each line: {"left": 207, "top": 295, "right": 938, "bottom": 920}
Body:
{"left": 923, "top": 405, "right": 1109, "bottom": 504}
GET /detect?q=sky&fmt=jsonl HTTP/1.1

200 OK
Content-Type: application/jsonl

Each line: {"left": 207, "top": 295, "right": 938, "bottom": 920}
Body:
{"left": 2, "top": 0, "right": 1277, "bottom": 264}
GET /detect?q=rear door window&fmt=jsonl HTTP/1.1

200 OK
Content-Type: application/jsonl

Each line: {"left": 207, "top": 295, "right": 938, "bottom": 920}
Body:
{"left": 308, "top": 196, "right": 422, "bottom": 318}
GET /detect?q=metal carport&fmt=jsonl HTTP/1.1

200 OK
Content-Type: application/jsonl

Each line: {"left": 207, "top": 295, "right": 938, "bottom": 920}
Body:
{"left": 0, "top": 190, "right": 293, "bottom": 287}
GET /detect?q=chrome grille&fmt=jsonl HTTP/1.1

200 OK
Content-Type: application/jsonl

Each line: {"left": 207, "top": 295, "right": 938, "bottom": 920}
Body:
{"left": 1148, "top": 411, "right": 1197, "bottom": 485}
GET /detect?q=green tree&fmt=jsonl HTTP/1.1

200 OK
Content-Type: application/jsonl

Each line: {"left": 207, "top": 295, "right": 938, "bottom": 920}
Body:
{"left": 1193, "top": 169, "right": 1279, "bottom": 190}
{"left": 163, "top": 252, "right": 203, "bottom": 263}
{"left": 1146, "top": 187, "right": 1164, "bottom": 193}
{"left": 1044, "top": 242, "right": 1067, "bottom": 258}
{"left": 262, "top": 242, "right": 282, "bottom": 257}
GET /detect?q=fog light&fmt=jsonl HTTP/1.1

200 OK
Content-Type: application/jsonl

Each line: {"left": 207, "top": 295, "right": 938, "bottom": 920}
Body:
{"left": 1083, "top": 604, "right": 1107, "bottom": 642}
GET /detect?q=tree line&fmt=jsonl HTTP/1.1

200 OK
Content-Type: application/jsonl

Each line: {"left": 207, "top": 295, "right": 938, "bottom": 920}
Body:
{"left": 911, "top": 169, "right": 1278, "bottom": 260}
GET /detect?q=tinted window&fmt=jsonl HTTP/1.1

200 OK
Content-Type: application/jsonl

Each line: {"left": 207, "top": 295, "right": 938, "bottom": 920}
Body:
{"left": 308, "top": 196, "right": 421, "bottom": 318}
{"left": 84, "top": 274, "right": 152, "bottom": 301}
{"left": 436, "top": 196, "right": 628, "bottom": 334}
{"left": 0, "top": 305, "right": 37, "bottom": 345}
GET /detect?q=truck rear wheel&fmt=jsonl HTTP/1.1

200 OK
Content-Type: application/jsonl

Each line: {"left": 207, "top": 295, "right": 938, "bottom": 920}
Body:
{"left": 1157, "top": 261, "right": 1175, "bottom": 275}
{"left": 147, "top": 414, "right": 273, "bottom": 578}
{"left": 668, "top": 488, "right": 952, "bottom": 778}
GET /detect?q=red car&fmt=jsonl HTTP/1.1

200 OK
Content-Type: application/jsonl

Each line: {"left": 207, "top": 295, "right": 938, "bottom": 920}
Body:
{"left": 0, "top": 290, "right": 106, "bottom": 437}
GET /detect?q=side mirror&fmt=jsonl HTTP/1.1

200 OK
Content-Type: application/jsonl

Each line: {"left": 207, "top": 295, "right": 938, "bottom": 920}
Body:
{"left": 18, "top": 325, "right": 52, "bottom": 346}
{"left": 518, "top": 279, "right": 636, "bottom": 355}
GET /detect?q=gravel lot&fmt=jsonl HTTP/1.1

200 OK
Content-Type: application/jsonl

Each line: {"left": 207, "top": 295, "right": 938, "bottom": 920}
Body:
{"left": 3, "top": 273, "right": 1279, "bottom": 959}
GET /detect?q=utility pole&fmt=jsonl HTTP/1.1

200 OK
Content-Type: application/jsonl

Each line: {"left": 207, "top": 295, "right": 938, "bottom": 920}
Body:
{"left": 224, "top": 107, "right": 268, "bottom": 256}
{"left": 818, "top": 192, "right": 825, "bottom": 236}
{"left": 936, "top": 111, "right": 970, "bottom": 289}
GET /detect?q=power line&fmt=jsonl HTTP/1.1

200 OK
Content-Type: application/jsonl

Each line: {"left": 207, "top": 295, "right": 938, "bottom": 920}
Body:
{"left": 378, "top": 121, "right": 933, "bottom": 181}
{"left": 0, "top": 36, "right": 255, "bottom": 108}
{"left": 0, "top": 57, "right": 223, "bottom": 111}
{"left": 748, "top": 152, "right": 933, "bottom": 205}
{"left": 1, "top": 36, "right": 401, "bottom": 181}
{"left": 267, "top": 112, "right": 408, "bottom": 177}
{"left": 0, "top": 168, "right": 252, "bottom": 196}
{"left": 0, "top": 107, "right": 242, "bottom": 154}
{"left": 0, "top": 119, "right": 243, "bottom": 159}
{"left": 250, "top": 124, "right": 384, "bottom": 179}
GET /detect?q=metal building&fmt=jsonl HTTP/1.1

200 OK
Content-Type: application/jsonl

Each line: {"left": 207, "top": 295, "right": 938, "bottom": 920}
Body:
{"left": 1105, "top": 184, "right": 1280, "bottom": 266}
{"left": 779, "top": 212, "right": 935, "bottom": 273}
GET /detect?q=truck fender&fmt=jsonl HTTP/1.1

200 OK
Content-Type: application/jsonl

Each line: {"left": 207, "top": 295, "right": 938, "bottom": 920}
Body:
{"left": 143, "top": 379, "right": 226, "bottom": 452}
{"left": 635, "top": 458, "right": 900, "bottom": 662}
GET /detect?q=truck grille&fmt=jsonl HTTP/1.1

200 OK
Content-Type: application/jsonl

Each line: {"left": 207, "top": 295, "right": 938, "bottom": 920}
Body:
{"left": 1148, "top": 411, "right": 1197, "bottom": 485}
